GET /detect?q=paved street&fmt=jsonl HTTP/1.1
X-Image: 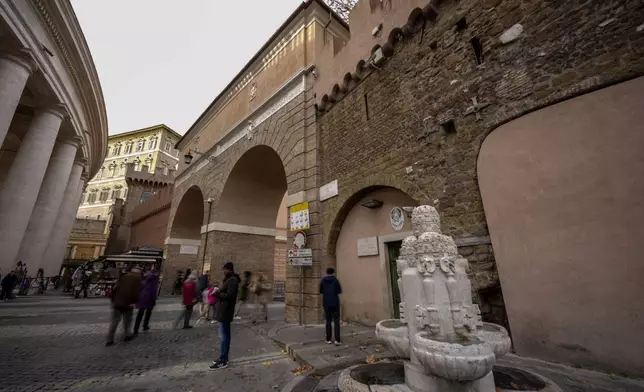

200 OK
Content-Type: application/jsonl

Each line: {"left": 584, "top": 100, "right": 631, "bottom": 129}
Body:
{"left": 0, "top": 295, "right": 297, "bottom": 392}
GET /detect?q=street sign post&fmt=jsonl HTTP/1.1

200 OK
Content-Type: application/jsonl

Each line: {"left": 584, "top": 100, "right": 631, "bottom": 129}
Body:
{"left": 288, "top": 248, "right": 312, "bottom": 266}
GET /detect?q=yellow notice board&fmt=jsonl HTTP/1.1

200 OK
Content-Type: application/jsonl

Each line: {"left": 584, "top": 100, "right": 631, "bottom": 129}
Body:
{"left": 289, "top": 202, "right": 310, "bottom": 231}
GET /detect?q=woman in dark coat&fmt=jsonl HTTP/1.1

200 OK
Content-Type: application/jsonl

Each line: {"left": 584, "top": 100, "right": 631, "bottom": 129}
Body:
{"left": 133, "top": 267, "right": 158, "bottom": 334}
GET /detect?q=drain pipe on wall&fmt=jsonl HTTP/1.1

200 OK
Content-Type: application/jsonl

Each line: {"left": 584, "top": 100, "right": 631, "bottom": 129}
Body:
{"left": 201, "top": 197, "right": 214, "bottom": 273}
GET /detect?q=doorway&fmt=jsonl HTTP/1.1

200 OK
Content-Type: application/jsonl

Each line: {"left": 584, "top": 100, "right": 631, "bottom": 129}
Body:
{"left": 386, "top": 240, "right": 402, "bottom": 318}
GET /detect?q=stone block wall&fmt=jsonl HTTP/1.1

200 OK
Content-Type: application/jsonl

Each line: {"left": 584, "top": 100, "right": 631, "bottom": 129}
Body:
{"left": 129, "top": 186, "right": 173, "bottom": 250}
{"left": 318, "top": 0, "right": 643, "bottom": 328}
{"left": 204, "top": 231, "right": 276, "bottom": 285}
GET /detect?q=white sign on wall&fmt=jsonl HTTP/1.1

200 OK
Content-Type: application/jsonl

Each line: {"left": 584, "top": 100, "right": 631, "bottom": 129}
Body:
{"left": 357, "top": 236, "right": 379, "bottom": 257}
{"left": 179, "top": 245, "right": 199, "bottom": 255}
{"left": 319, "top": 180, "right": 339, "bottom": 202}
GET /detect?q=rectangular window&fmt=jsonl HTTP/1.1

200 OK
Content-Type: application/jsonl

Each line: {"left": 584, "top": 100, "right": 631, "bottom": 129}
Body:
{"left": 125, "top": 144, "right": 133, "bottom": 154}
{"left": 88, "top": 193, "right": 97, "bottom": 203}
{"left": 99, "top": 191, "right": 109, "bottom": 202}
{"left": 165, "top": 142, "right": 172, "bottom": 152}
{"left": 111, "top": 189, "right": 121, "bottom": 200}
{"left": 136, "top": 140, "right": 144, "bottom": 152}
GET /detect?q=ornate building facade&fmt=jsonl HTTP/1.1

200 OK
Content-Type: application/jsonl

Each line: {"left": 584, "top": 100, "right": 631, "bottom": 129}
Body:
{"left": 76, "top": 124, "right": 180, "bottom": 222}
{"left": 0, "top": 0, "right": 108, "bottom": 277}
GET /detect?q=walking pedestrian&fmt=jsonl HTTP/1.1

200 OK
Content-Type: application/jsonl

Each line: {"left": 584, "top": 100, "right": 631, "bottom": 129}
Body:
{"left": 174, "top": 270, "right": 198, "bottom": 329}
{"left": 210, "top": 262, "right": 240, "bottom": 370}
{"left": 75, "top": 270, "right": 90, "bottom": 298}
{"left": 320, "top": 267, "right": 342, "bottom": 345}
{"left": 233, "top": 271, "right": 252, "bottom": 320}
{"left": 1, "top": 271, "right": 17, "bottom": 301}
{"left": 133, "top": 266, "right": 158, "bottom": 334}
{"left": 106, "top": 267, "right": 142, "bottom": 346}
{"left": 197, "top": 283, "right": 217, "bottom": 324}
{"left": 251, "top": 273, "right": 270, "bottom": 324}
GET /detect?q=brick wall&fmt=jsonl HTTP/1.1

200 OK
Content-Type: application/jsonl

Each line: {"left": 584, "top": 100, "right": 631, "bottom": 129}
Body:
{"left": 204, "top": 231, "right": 275, "bottom": 285}
{"left": 318, "top": 0, "right": 644, "bottom": 328}
{"left": 273, "top": 239, "right": 287, "bottom": 282}
{"left": 129, "top": 186, "right": 173, "bottom": 249}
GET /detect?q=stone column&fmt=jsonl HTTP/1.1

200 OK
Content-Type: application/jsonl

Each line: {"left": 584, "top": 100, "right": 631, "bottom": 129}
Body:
{"left": 18, "top": 136, "right": 80, "bottom": 271}
{"left": 42, "top": 165, "right": 86, "bottom": 276}
{"left": 0, "top": 105, "right": 66, "bottom": 273}
{"left": 0, "top": 50, "right": 37, "bottom": 146}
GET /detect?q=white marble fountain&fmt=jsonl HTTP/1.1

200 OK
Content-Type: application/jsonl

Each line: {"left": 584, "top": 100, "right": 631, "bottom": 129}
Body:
{"left": 338, "top": 205, "right": 513, "bottom": 392}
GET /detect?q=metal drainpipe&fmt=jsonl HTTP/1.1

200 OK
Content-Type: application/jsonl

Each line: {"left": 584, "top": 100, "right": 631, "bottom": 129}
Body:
{"left": 201, "top": 198, "right": 213, "bottom": 273}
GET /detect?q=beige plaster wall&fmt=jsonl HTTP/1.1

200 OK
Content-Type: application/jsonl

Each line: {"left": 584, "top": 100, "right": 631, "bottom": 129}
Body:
{"left": 477, "top": 77, "right": 644, "bottom": 377}
{"left": 335, "top": 187, "right": 416, "bottom": 325}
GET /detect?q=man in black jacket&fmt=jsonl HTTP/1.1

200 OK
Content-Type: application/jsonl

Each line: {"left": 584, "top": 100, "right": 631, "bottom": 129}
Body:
{"left": 210, "top": 262, "right": 239, "bottom": 369}
{"left": 320, "top": 267, "right": 343, "bottom": 345}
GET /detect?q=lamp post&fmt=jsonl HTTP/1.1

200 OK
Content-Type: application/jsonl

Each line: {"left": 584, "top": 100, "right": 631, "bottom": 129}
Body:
{"left": 184, "top": 149, "right": 217, "bottom": 165}
{"left": 201, "top": 197, "right": 214, "bottom": 273}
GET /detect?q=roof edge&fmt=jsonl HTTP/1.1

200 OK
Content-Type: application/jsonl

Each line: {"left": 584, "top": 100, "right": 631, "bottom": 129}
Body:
{"left": 176, "top": 0, "right": 348, "bottom": 149}
{"left": 109, "top": 124, "right": 182, "bottom": 140}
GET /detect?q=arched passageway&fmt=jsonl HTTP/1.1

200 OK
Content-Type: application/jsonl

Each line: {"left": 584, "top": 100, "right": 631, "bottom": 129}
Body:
{"left": 207, "top": 145, "right": 288, "bottom": 284}
{"left": 165, "top": 185, "right": 204, "bottom": 285}
{"left": 478, "top": 77, "right": 644, "bottom": 377}
{"left": 330, "top": 186, "right": 418, "bottom": 325}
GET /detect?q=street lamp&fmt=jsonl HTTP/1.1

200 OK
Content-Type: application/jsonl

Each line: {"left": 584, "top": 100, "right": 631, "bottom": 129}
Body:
{"left": 201, "top": 197, "right": 214, "bottom": 273}
{"left": 184, "top": 150, "right": 217, "bottom": 165}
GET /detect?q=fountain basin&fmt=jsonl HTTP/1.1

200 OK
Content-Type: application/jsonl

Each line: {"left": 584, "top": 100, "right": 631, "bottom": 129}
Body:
{"left": 478, "top": 322, "right": 512, "bottom": 359}
{"left": 412, "top": 331, "right": 496, "bottom": 381}
{"left": 337, "top": 362, "right": 406, "bottom": 391}
{"left": 376, "top": 319, "right": 411, "bottom": 358}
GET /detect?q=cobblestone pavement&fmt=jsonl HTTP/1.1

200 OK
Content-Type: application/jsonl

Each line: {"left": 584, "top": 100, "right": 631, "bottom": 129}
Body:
{"left": 0, "top": 295, "right": 297, "bottom": 391}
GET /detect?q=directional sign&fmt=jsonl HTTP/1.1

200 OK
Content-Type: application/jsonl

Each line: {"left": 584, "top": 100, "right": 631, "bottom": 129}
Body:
{"left": 288, "top": 257, "right": 313, "bottom": 267}
{"left": 288, "top": 248, "right": 312, "bottom": 257}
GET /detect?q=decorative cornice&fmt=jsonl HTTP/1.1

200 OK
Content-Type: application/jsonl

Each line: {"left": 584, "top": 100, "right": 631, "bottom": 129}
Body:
{"left": 30, "top": 0, "right": 108, "bottom": 177}
{"left": 175, "top": 70, "right": 307, "bottom": 186}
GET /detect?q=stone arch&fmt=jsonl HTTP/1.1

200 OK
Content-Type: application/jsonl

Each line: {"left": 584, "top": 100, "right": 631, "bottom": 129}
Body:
{"left": 206, "top": 144, "right": 288, "bottom": 283}
{"left": 328, "top": 185, "right": 418, "bottom": 325}
{"left": 163, "top": 185, "right": 205, "bottom": 286}
{"left": 169, "top": 185, "right": 204, "bottom": 240}
{"left": 477, "top": 77, "right": 644, "bottom": 376}
{"left": 324, "top": 174, "right": 423, "bottom": 258}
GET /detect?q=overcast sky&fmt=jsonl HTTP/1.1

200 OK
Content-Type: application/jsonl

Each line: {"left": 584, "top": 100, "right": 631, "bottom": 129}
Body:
{"left": 72, "top": 0, "right": 304, "bottom": 135}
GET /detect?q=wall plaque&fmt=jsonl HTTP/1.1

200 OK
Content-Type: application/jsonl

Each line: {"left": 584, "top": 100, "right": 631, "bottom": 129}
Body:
{"left": 179, "top": 245, "right": 199, "bottom": 255}
{"left": 357, "top": 236, "right": 379, "bottom": 257}
{"left": 390, "top": 207, "right": 405, "bottom": 231}
{"left": 319, "top": 180, "right": 339, "bottom": 201}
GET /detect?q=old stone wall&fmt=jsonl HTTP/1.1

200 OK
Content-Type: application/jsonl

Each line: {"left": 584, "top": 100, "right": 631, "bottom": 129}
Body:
{"left": 129, "top": 185, "right": 173, "bottom": 250}
{"left": 318, "top": 0, "right": 643, "bottom": 326}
